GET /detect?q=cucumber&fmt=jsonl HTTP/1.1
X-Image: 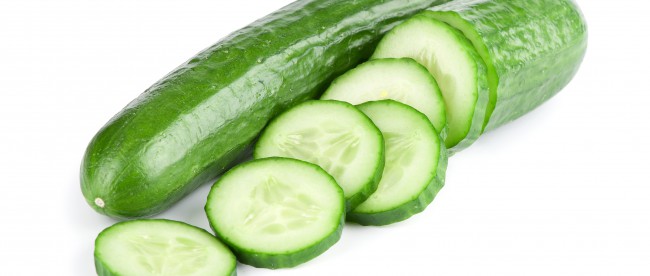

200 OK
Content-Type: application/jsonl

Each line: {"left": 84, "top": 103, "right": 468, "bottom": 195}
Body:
{"left": 254, "top": 100, "right": 384, "bottom": 210}
{"left": 94, "top": 219, "right": 236, "bottom": 276}
{"left": 321, "top": 58, "right": 447, "bottom": 138}
{"left": 371, "top": 15, "right": 489, "bottom": 152}
{"left": 205, "top": 157, "right": 345, "bottom": 269}
{"left": 424, "top": 0, "right": 588, "bottom": 131}
{"left": 80, "top": 0, "right": 452, "bottom": 219}
{"left": 349, "top": 100, "right": 447, "bottom": 226}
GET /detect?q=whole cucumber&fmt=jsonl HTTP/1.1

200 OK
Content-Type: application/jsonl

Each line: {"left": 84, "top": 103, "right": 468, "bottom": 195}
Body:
{"left": 81, "top": 0, "right": 449, "bottom": 219}
{"left": 425, "top": 0, "right": 588, "bottom": 131}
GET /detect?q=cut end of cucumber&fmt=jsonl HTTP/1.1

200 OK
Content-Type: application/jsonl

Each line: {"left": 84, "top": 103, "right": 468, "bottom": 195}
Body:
{"left": 321, "top": 58, "right": 447, "bottom": 136}
{"left": 421, "top": 10, "right": 497, "bottom": 131}
{"left": 94, "top": 219, "right": 236, "bottom": 276}
{"left": 206, "top": 157, "right": 345, "bottom": 268}
{"left": 255, "top": 100, "right": 384, "bottom": 210}
{"left": 372, "top": 15, "right": 487, "bottom": 149}
{"left": 94, "top": 198, "right": 105, "bottom": 208}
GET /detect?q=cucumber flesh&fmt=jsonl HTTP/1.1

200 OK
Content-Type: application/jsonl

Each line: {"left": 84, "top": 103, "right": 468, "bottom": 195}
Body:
{"left": 205, "top": 157, "right": 345, "bottom": 268}
{"left": 425, "top": 0, "right": 588, "bottom": 131}
{"left": 372, "top": 15, "right": 489, "bottom": 152}
{"left": 321, "top": 58, "right": 447, "bottom": 138}
{"left": 254, "top": 100, "right": 384, "bottom": 210}
{"left": 349, "top": 100, "right": 447, "bottom": 225}
{"left": 94, "top": 219, "right": 236, "bottom": 276}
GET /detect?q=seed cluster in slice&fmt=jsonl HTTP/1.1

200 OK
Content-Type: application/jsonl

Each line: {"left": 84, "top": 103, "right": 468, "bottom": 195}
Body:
{"left": 372, "top": 14, "right": 489, "bottom": 152}
{"left": 205, "top": 157, "right": 345, "bottom": 269}
{"left": 349, "top": 100, "right": 447, "bottom": 225}
{"left": 255, "top": 100, "right": 384, "bottom": 210}
{"left": 94, "top": 219, "right": 236, "bottom": 276}
{"left": 321, "top": 58, "right": 447, "bottom": 138}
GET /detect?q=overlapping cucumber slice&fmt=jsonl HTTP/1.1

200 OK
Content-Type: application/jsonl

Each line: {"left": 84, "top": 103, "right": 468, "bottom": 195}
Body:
{"left": 372, "top": 14, "right": 489, "bottom": 152}
{"left": 349, "top": 100, "right": 447, "bottom": 225}
{"left": 205, "top": 157, "right": 345, "bottom": 268}
{"left": 321, "top": 58, "right": 447, "bottom": 139}
{"left": 94, "top": 219, "right": 236, "bottom": 276}
{"left": 255, "top": 100, "right": 384, "bottom": 210}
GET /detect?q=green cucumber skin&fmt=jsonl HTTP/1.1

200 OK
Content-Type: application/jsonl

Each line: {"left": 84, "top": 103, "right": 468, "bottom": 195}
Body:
{"left": 206, "top": 157, "right": 346, "bottom": 269}
{"left": 348, "top": 106, "right": 448, "bottom": 226}
{"left": 425, "top": 0, "right": 588, "bottom": 132}
{"left": 80, "top": 0, "right": 451, "bottom": 219}
{"left": 214, "top": 216, "right": 344, "bottom": 269}
{"left": 95, "top": 262, "right": 237, "bottom": 276}
{"left": 94, "top": 257, "right": 117, "bottom": 276}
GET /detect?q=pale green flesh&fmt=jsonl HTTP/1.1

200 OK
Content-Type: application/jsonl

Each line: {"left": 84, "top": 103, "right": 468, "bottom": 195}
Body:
{"left": 354, "top": 101, "right": 440, "bottom": 213}
{"left": 207, "top": 158, "right": 344, "bottom": 254}
{"left": 372, "top": 16, "right": 480, "bottom": 148}
{"left": 255, "top": 101, "right": 383, "bottom": 207}
{"left": 95, "top": 220, "right": 235, "bottom": 276}
{"left": 321, "top": 58, "right": 446, "bottom": 135}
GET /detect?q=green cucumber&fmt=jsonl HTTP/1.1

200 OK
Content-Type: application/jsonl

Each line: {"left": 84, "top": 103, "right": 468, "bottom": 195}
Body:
{"left": 205, "top": 157, "right": 345, "bottom": 269}
{"left": 371, "top": 15, "right": 489, "bottom": 152}
{"left": 254, "top": 100, "right": 384, "bottom": 210}
{"left": 94, "top": 219, "right": 236, "bottom": 276}
{"left": 424, "top": 0, "right": 588, "bottom": 131}
{"left": 81, "top": 0, "right": 452, "bottom": 219}
{"left": 349, "top": 100, "right": 447, "bottom": 226}
{"left": 321, "top": 58, "right": 447, "bottom": 138}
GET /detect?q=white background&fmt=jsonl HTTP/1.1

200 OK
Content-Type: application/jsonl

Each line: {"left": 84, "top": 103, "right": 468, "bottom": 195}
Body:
{"left": 1, "top": 0, "right": 649, "bottom": 275}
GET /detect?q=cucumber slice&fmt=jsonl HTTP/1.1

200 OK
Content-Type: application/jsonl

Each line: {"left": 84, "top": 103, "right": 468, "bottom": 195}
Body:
{"left": 254, "top": 100, "right": 384, "bottom": 210}
{"left": 94, "top": 219, "right": 236, "bottom": 276}
{"left": 321, "top": 58, "right": 447, "bottom": 138}
{"left": 372, "top": 14, "right": 489, "bottom": 152}
{"left": 349, "top": 100, "right": 447, "bottom": 225}
{"left": 205, "top": 157, "right": 345, "bottom": 268}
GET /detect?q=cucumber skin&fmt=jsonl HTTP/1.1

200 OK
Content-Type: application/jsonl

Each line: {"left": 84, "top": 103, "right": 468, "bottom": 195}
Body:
{"left": 425, "top": 0, "right": 588, "bottom": 132}
{"left": 348, "top": 101, "right": 448, "bottom": 225}
{"left": 95, "top": 262, "right": 237, "bottom": 276}
{"left": 214, "top": 216, "right": 344, "bottom": 269}
{"left": 348, "top": 146, "right": 446, "bottom": 225}
{"left": 94, "top": 219, "right": 237, "bottom": 276}
{"left": 205, "top": 157, "right": 346, "bottom": 269}
{"left": 80, "top": 0, "right": 451, "bottom": 219}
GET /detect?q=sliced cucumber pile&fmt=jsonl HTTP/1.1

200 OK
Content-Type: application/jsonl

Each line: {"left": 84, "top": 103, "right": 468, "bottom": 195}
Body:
{"left": 255, "top": 100, "right": 384, "bottom": 210}
{"left": 205, "top": 157, "right": 345, "bottom": 269}
{"left": 321, "top": 58, "right": 447, "bottom": 138}
{"left": 349, "top": 100, "right": 447, "bottom": 225}
{"left": 372, "top": 14, "right": 489, "bottom": 152}
{"left": 94, "top": 219, "right": 236, "bottom": 276}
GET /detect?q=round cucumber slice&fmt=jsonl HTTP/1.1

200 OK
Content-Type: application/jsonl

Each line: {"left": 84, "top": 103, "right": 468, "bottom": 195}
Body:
{"left": 94, "top": 219, "right": 236, "bottom": 276}
{"left": 205, "top": 157, "right": 345, "bottom": 268}
{"left": 321, "top": 58, "right": 447, "bottom": 138}
{"left": 349, "top": 100, "right": 448, "bottom": 226}
{"left": 254, "top": 100, "right": 384, "bottom": 210}
{"left": 372, "top": 14, "right": 489, "bottom": 153}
